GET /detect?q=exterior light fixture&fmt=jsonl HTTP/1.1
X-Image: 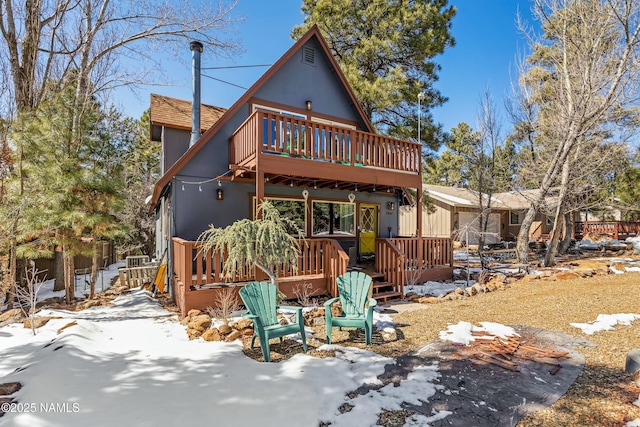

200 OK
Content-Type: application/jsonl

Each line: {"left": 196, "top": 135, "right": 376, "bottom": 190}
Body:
{"left": 387, "top": 201, "right": 396, "bottom": 211}
{"left": 216, "top": 189, "right": 223, "bottom": 200}
{"left": 305, "top": 100, "right": 312, "bottom": 111}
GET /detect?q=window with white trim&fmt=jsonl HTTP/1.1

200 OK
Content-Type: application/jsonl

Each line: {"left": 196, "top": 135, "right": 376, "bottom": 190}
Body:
{"left": 510, "top": 210, "right": 525, "bottom": 225}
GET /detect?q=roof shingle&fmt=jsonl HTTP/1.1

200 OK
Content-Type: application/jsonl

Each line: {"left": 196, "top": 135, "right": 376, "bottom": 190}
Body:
{"left": 150, "top": 94, "right": 226, "bottom": 132}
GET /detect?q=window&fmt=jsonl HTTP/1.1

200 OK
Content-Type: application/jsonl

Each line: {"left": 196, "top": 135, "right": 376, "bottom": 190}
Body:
{"left": 510, "top": 210, "right": 525, "bottom": 225}
{"left": 252, "top": 197, "right": 306, "bottom": 235}
{"left": 312, "top": 201, "right": 355, "bottom": 236}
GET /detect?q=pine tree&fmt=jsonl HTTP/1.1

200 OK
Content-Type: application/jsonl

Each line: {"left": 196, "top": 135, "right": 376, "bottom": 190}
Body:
{"left": 292, "top": 0, "right": 455, "bottom": 154}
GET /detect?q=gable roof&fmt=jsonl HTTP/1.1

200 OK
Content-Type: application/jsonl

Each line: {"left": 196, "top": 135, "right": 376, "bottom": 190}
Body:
{"left": 150, "top": 94, "right": 226, "bottom": 132}
{"left": 424, "top": 184, "right": 509, "bottom": 209}
{"left": 150, "top": 25, "right": 375, "bottom": 208}
{"left": 492, "top": 189, "right": 560, "bottom": 211}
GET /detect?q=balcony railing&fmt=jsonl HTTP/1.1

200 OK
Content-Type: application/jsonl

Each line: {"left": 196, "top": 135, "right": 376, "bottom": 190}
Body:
{"left": 230, "top": 110, "right": 421, "bottom": 174}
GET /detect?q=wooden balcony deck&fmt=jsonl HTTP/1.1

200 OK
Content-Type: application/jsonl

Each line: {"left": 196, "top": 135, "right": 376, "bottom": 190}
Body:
{"left": 229, "top": 110, "right": 422, "bottom": 188}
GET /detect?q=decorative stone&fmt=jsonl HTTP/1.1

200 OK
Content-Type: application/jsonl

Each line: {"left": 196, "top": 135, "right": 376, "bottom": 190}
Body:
{"left": 188, "top": 315, "right": 212, "bottom": 332}
{"left": 418, "top": 296, "right": 439, "bottom": 304}
{"left": 187, "top": 329, "right": 202, "bottom": 340}
{"left": 235, "top": 318, "right": 253, "bottom": 330}
{"left": 187, "top": 309, "right": 201, "bottom": 318}
{"left": 79, "top": 299, "right": 102, "bottom": 309}
{"left": 625, "top": 349, "right": 640, "bottom": 384}
{"left": 381, "top": 330, "right": 397, "bottom": 342}
{"left": 0, "top": 308, "right": 23, "bottom": 327}
{"left": 23, "top": 316, "right": 57, "bottom": 329}
{"left": 471, "top": 283, "right": 484, "bottom": 295}
{"left": 218, "top": 323, "right": 232, "bottom": 335}
{"left": 574, "top": 269, "right": 593, "bottom": 278}
{"left": 225, "top": 330, "right": 242, "bottom": 342}
{"left": 201, "top": 328, "right": 222, "bottom": 342}
{"left": 0, "top": 382, "right": 21, "bottom": 395}
{"left": 554, "top": 271, "right": 578, "bottom": 280}
{"left": 493, "top": 273, "right": 507, "bottom": 283}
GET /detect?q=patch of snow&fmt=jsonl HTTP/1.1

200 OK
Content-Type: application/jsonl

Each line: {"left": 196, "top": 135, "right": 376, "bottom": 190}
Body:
{"left": 438, "top": 321, "right": 518, "bottom": 346}
{"left": 0, "top": 289, "right": 444, "bottom": 427}
{"left": 570, "top": 313, "right": 640, "bottom": 335}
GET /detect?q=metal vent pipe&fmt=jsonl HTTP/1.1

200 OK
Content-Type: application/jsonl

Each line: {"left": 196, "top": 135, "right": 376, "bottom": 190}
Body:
{"left": 189, "top": 40, "right": 203, "bottom": 147}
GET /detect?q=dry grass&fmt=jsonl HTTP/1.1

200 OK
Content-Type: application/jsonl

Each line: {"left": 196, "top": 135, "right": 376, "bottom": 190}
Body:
{"left": 241, "top": 258, "right": 640, "bottom": 426}
{"left": 378, "top": 270, "right": 640, "bottom": 426}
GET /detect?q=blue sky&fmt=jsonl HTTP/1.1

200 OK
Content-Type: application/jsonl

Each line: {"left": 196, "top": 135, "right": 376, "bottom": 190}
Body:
{"left": 116, "top": 0, "right": 535, "bottom": 134}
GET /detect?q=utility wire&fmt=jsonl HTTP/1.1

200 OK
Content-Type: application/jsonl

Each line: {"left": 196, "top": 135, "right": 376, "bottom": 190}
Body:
{"left": 201, "top": 64, "right": 271, "bottom": 70}
{"left": 201, "top": 73, "right": 248, "bottom": 90}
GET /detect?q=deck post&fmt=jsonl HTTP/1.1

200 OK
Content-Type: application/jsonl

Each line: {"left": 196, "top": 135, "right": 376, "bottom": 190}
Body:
{"left": 256, "top": 167, "right": 265, "bottom": 219}
{"left": 416, "top": 185, "right": 423, "bottom": 266}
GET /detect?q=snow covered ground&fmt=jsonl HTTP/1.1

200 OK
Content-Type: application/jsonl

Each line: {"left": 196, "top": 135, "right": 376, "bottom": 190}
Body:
{"left": 0, "top": 261, "right": 639, "bottom": 426}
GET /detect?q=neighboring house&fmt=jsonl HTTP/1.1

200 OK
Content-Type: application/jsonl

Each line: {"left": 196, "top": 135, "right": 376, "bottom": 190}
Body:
{"left": 400, "top": 185, "right": 563, "bottom": 245}
{"left": 492, "top": 189, "right": 558, "bottom": 242}
{"left": 400, "top": 184, "right": 509, "bottom": 245}
{"left": 150, "top": 26, "right": 453, "bottom": 315}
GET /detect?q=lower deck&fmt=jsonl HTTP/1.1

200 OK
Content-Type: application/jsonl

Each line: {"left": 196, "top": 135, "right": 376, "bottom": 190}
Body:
{"left": 171, "top": 237, "right": 453, "bottom": 316}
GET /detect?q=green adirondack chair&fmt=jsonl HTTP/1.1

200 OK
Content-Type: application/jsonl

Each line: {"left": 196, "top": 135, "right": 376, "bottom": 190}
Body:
{"left": 325, "top": 271, "right": 377, "bottom": 345}
{"left": 239, "top": 281, "right": 308, "bottom": 362}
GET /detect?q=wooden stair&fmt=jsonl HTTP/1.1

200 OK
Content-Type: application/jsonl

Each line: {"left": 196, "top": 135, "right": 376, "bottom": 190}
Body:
{"left": 369, "top": 271, "right": 402, "bottom": 303}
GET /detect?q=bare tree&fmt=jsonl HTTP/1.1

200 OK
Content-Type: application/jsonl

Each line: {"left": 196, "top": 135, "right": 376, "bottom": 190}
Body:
{"left": 0, "top": 0, "right": 242, "bottom": 302}
{"left": 511, "top": 0, "right": 640, "bottom": 264}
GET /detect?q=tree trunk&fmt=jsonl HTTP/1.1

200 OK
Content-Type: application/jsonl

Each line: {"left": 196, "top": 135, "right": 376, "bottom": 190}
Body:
{"left": 63, "top": 243, "right": 75, "bottom": 303}
{"left": 559, "top": 212, "right": 573, "bottom": 254}
{"left": 544, "top": 208, "right": 564, "bottom": 267}
{"left": 90, "top": 238, "right": 98, "bottom": 299}
{"left": 53, "top": 248, "right": 65, "bottom": 291}
{"left": 516, "top": 206, "right": 538, "bottom": 263}
{"left": 544, "top": 154, "right": 573, "bottom": 267}
{"left": 6, "top": 238, "right": 17, "bottom": 309}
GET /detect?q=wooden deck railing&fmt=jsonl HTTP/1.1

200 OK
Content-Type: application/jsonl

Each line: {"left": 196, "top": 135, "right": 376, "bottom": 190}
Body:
{"left": 388, "top": 237, "right": 453, "bottom": 268}
{"left": 375, "top": 239, "right": 405, "bottom": 296}
{"left": 229, "top": 110, "right": 421, "bottom": 173}
{"left": 574, "top": 221, "right": 640, "bottom": 240}
{"left": 172, "top": 237, "right": 348, "bottom": 290}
